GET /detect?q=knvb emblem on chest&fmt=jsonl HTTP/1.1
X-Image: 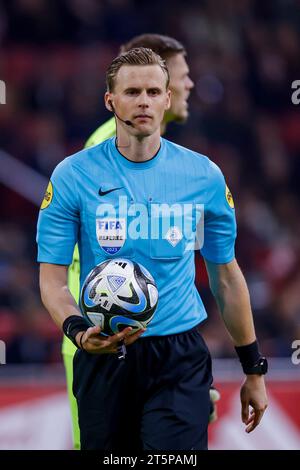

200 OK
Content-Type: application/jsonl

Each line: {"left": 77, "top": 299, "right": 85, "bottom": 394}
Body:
{"left": 165, "top": 226, "right": 183, "bottom": 247}
{"left": 96, "top": 218, "right": 126, "bottom": 255}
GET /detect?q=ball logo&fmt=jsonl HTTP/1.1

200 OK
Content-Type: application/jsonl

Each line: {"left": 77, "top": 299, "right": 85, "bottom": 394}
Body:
{"left": 40, "top": 181, "right": 53, "bottom": 210}
{"left": 107, "top": 275, "right": 126, "bottom": 292}
{"left": 96, "top": 218, "right": 126, "bottom": 254}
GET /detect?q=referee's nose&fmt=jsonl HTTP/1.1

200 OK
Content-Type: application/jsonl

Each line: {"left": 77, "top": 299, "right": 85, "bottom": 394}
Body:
{"left": 137, "top": 90, "right": 150, "bottom": 108}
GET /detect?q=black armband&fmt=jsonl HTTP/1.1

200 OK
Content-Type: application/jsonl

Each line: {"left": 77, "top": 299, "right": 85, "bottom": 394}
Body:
{"left": 62, "top": 315, "right": 90, "bottom": 349}
{"left": 235, "top": 340, "right": 268, "bottom": 375}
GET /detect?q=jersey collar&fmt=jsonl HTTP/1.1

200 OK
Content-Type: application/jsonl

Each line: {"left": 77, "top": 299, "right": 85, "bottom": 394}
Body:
{"left": 110, "top": 137, "right": 165, "bottom": 170}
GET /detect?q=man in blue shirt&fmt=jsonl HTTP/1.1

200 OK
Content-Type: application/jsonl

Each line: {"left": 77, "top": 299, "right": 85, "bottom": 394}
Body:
{"left": 37, "top": 47, "right": 268, "bottom": 450}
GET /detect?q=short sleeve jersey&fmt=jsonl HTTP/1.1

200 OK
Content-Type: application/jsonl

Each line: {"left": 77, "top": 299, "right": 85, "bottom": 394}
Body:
{"left": 37, "top": 137, "right": 236, "bottom": 336}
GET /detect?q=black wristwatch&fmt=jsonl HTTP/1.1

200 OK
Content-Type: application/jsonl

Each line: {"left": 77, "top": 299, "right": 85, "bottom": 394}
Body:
{"left": 243, "top": 357, "right": 268, "bottom": 375}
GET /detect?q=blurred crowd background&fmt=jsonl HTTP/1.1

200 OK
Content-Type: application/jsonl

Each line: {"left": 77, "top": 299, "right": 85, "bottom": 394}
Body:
{"left": 0, "top": 0, "right": 300, "bottom": 364}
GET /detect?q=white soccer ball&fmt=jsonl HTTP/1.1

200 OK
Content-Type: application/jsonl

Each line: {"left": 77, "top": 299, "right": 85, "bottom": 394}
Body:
{"left": 80, "top": 258, "right": 158, "bottom": 336}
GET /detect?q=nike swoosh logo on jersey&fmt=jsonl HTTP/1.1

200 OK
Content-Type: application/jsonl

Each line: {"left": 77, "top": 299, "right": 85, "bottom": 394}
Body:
{"left": 98, "top": 186, "right": 124, "bottom": 196}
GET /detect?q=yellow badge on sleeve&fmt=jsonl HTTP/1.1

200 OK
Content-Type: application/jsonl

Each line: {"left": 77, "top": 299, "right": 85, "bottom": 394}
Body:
{"left": 226, "top": 185, "right": 234, "bottom": 208}
{"left": 41, "top": 181, "right": 53, "bottom": 210}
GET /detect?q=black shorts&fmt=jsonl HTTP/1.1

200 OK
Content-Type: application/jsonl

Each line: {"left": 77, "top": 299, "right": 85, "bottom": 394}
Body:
{"left": 73, "top": 325, "right": 213, "bottom": 451}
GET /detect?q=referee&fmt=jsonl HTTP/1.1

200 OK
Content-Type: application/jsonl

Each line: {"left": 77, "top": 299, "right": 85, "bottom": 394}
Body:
{"left": 37, "top": 48, "right": 268, "bottom": 450}
{"left": 63, "top": 34, "right": 218, "bottom": 450}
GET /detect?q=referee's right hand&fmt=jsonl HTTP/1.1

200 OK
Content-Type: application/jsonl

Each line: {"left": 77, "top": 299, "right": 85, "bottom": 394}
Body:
{"left": 75, "top": 326, "right": 145, "bottom": 355}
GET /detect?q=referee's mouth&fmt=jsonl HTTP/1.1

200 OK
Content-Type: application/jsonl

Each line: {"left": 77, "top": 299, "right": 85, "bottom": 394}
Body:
{"left": 134, "top": 114, "right": 153, "bottom": 120}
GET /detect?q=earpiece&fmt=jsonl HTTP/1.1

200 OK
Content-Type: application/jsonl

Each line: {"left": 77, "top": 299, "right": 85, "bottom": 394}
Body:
{"left": 108, "top": 99, "right": 133, "bottom": 127}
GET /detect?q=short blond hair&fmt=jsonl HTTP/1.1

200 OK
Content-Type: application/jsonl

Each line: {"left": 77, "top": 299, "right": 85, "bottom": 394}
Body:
{"left": 106, "top": 47, "right": 170, "bottom": 92}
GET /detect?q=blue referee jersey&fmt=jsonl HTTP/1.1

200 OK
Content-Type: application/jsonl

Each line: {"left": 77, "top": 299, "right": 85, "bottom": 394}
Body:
{"left": 37, "top": 137, "right": 236, "bottom": 336}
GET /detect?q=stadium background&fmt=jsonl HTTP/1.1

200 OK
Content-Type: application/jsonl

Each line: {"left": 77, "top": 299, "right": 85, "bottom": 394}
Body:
{"left": 0, "top": 0, "right": 299, "bottom": 449}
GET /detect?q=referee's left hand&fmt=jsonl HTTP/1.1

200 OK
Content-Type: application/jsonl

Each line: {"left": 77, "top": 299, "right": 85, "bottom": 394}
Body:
{"left": 240, "top": 375, "right": 268, "bottom": 433}
{"left": 77, "top": 325, "right": 145, "bottom": 355}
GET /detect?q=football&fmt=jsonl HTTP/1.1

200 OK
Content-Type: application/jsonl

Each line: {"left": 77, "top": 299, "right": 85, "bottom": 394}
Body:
{"left": 80, "top": 258, "right": 158, "bottom": 336}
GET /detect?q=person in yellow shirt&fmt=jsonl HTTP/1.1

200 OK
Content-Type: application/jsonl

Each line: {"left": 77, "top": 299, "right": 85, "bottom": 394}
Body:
{"left": 63, "top": 33, "right": 220, "bottom": 449}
